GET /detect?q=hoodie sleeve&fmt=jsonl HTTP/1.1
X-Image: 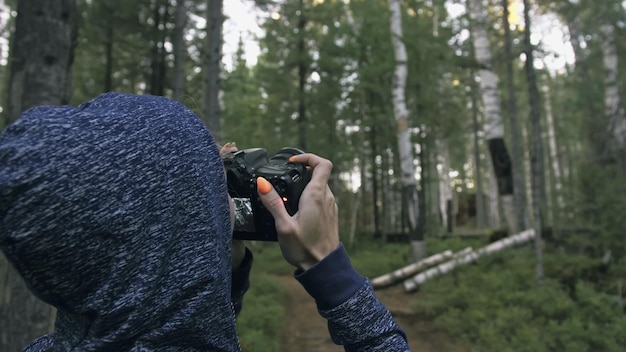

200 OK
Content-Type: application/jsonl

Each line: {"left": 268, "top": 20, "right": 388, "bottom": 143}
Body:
{"left": 295, "top": 244, "right": 410, "bottom": 351}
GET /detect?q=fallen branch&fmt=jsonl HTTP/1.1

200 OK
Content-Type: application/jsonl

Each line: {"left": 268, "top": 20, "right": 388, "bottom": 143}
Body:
{"left": 403, "top": 229, "right": 536, "bottom": 292}
{"left": 371, "top": 249, "right": 456, "bottom": 288}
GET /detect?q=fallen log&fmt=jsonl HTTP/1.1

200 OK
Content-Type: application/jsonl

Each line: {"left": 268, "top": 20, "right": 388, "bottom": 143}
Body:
{"left": 403, "top": 229, "right": 536, "bottom": 292}
{"left": 371, "top": 249, "right": 455, "bottom": 288}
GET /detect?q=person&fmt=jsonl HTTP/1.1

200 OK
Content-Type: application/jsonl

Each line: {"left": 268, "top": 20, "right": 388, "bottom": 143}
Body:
{"left": 0, "top": 92, "right": 410, "bottom": 351}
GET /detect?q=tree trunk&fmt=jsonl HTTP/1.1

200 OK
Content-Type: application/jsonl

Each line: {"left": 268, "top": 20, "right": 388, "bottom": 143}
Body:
{"left": 2, "top": 1, "right": 77, "bottom": 349}
{"left": 297, "top": 0, "right": 308, "bottom": 150}
{"left": 467, "top": 0, "right": 516, "bottom": 234}
{"left": 370, "top": 125, "right": 381, "bottom": 237}
{"left": 389, "top": 0, "right": 423, "bottom": 262}
{"left": 103, "top": 3, "right": 114, "bottom": 92}
{"left": 404, "top": 229, "right": 536, "bottom": 292}
{"left": 436, "top": 139, "right": 452, "bottom": 232}
{"left": 502, "top": 0, "right": 528, "bottom": 232}
{"left": 542, "top": 81, "right": 564, "bottom": 220}
{"left": 149, "top": 1, "right": 163, "bottom": 95}
{"left": 202, "top": 0, "right": 223, "bottom": 140}
{"left": 485, "top": 151, "right": 502, "bottom": 228}
{"left": 371, "top": 249, "right": 454, "bottom": 288}
{"left": 522, "top": 0, "right": 544, "bottom": 286}
{"left": 599, "top": 23, "right": 625, "bottom": 164}
{"left": 173, "top": 0, "right": 188, "bottom": 100}
{"left": 471, "top": 75, "right": 486, "bottom": 228}
{"left": 6, "top": 0, "right": 77, "bottom": 123}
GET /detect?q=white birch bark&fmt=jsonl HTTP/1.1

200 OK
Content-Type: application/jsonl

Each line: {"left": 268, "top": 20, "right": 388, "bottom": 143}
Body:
{"left": 404, "top": 229, "right": 536, "bottom": 292}
{"left": 436, "top": 139, "right": 453, "bottom": 229}
{"left": 542, "top": 83, "right": 564, "bottom": 213}
{"left": 467, "top": 0, "right": 516, "bottom": 233}
{"left": 371, "top": 250, "right": 455, "bottom": 288}
{"left": 389, "top": 0, "right": 424, "bottom": 261}
{"left": 467, "top": 0, "right": 503, "bottom": 141}
{"left": 600, "top": 24, "right": 626, "bottom": 154}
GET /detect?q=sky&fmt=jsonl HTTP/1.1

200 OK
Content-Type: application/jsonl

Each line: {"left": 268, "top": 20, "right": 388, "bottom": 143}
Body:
{"left": 223, "top": 0, "right": 262, "bottom": 69}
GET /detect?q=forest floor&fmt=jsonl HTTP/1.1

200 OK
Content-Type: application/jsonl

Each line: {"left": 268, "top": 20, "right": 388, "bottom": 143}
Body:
{"left": 277, "top": 275, "right": 468, "bottom": 352}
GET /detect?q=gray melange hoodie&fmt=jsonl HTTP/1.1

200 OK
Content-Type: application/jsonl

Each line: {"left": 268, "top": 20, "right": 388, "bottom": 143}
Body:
{"left": 1, "top": 92, "right": 411, "bottom": 352}
{"left": 0, "top": 93, "right": 239, "bottom": 351}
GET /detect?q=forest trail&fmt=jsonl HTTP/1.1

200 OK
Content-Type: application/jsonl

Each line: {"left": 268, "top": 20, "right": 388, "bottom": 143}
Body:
{"left": 277, "top": 275, "right": 467, "bottom": 352}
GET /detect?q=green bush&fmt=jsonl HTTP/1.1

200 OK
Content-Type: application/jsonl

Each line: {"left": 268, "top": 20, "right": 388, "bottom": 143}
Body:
{"left": 236, "top": 271, "right": 285, "bottom": 352}
{"left": 411, "top": 246, "right": 626, "bottom": 352}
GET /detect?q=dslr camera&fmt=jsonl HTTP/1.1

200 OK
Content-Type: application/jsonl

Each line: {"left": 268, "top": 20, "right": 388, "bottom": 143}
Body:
{"left": 222, "top": 147, "right": 311, "bottom": 241}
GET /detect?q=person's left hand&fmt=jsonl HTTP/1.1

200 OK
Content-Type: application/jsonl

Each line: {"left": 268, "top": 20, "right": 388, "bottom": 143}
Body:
{"left": 220, "top": 142, "right": 246, "bottom": 270}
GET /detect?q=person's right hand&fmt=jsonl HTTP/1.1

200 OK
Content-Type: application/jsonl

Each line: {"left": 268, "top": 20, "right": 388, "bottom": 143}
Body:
{"left": 256, "top": 153, "right": 339, "bottom": 271}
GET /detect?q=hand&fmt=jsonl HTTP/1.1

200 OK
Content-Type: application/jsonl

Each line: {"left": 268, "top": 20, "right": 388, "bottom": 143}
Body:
{"left": 256, "top": 153, "right": 339, "bottom": 271}
{"left": 220, "top": 142, "right": 246, "bottom": 270}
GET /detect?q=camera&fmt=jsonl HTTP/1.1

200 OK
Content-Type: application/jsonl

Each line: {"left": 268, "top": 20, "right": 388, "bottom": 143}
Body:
{"left": 222, "top": 147, "right": 311, "bottom": 241}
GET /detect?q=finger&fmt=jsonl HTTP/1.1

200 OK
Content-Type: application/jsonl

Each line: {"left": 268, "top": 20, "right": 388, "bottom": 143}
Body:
{"left": 290, "top": 153, "right": 333, "bottom": 185}
{"left": 256, "top": 177, "right": 293, "bottom": 231}
{"left": 220, "top": 142, "right": 238, "bottom": 156}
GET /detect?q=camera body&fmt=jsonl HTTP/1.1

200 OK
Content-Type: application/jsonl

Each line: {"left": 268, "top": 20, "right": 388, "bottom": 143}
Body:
{"left": 222, "top": 147, "right": 311, "bottom": 241}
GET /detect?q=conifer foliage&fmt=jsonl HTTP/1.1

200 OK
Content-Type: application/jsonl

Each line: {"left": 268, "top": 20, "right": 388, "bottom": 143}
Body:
{"left": 0, "top": 0, "right": 625, "bottom": 350}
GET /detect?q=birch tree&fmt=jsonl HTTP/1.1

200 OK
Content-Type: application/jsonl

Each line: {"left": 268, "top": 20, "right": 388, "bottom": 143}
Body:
{"left": 542, "top": 81, "right": 565, "bottom": 219}
{"left": 2, "top": 1, "right": 77, "bottom": 349}
{"left": 388, "top": 0, "right": 424, "bottom": 262}
{"left": 437, "top": 139, "right": 453, "bottom": 232}
{"left": 466, "top": 0, "right": 517, "bottom": 234}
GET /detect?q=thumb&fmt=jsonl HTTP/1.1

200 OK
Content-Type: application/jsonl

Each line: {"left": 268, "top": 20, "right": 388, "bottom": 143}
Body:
{"left": 256, "top": 177, "right": 293, "bottom": 233}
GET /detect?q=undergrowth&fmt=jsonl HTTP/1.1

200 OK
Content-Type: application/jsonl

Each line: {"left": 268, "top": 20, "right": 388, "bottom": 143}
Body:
{"left": 412, "top": 245, "right": 626, "bottom": 352}
{"left": 236, "top": 224, "right": 626, "bottom": 351}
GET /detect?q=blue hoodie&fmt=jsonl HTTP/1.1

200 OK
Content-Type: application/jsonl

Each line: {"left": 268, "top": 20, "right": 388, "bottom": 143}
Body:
{"left": 0, "top": 93, "right": 409, "bottom": 351}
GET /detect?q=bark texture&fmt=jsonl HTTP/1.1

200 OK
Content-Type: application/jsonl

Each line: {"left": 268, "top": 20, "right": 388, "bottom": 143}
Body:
{"left": 388, "top": 0, "right": 423, "bottom": 261}
{"left": 173, "top": 0, "right": 188, "bottom": 100}
{"left": 202, "top": 0, "right": 224, "bottom": 140}
{"left": 522, "top": 0, "right": 544, "bottom": 286}
{"left": 467, "top": 0, "right": 516, "bottom": 234}
{"left": 404, "top": 229, "right": 536, "bottom": 292}
{"left": 6, "top": 0, "right": 77, "bottom": 123}
{"left": 2, "top": 1, "right": 77, "bottom": 350}
{"left": 600, "top": 23, "right": 625, "bottom": 162}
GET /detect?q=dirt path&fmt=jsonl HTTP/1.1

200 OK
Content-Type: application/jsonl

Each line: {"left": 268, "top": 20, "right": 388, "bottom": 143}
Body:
{"left": 278, "top": 276, "right": 343, "bottom": 352}
{"left": 277, "top": 276, "right": 467, "bottom": 352}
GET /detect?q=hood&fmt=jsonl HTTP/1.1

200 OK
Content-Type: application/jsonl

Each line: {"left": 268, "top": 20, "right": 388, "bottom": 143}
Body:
{"left": 0, "top": 93, "right": 238, "bottom": 351}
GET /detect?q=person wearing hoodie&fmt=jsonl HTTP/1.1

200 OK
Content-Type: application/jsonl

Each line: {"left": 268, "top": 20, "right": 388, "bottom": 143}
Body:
{"left": 0, "top": 92, "right": 410, "bottom": 351}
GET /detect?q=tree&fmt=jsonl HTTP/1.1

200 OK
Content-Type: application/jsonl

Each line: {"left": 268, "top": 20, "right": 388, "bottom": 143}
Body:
{"left": 522, "top": 0, "right": 544, "bottom": 286}
{"left": 6, "top": 0, "right": 77, "bottom": 123}
{"left": 502, "top": 0, "right": 528, "bottom": 232}
{"left": 147, "top": 0, "right": 170, "bottom": 96}
{"left": 1, "top": 1, "right": 77, "bottom": 350}
{"left": 599, "top": 21, "right": 625, "bottom": 164}
{"left": 203, "top": 0, "right": 223, "bottom": 140}
{"left": 173, "top": 0, "right": 188, "bottom": 100}
{"left": 388, "top": 0, "right": 423, "bottom": 262}
{"left": 466, "top": 0, "right": 517, "bottom": 234}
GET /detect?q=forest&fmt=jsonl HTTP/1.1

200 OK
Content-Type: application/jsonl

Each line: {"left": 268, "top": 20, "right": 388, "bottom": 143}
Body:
{"left": 0, "top": 0, "right": 625, "bottom": 351}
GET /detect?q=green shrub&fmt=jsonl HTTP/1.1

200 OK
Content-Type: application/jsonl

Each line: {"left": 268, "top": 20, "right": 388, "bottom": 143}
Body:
{"left": 411, "top": 246, "right": 626, "bottom": 352}
{"left": 236, "top": 271, "right": 285, "bottom": 352}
